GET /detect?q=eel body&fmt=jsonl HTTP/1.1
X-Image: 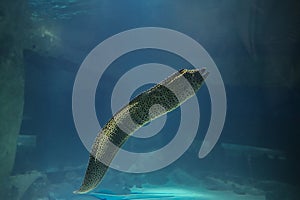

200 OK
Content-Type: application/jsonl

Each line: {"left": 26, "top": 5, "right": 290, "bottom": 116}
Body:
{"left": 75, "top": 68, "right": 208, "bottom": 194}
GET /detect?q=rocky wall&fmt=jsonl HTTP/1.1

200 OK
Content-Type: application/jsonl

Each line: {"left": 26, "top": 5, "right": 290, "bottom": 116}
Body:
{"left": 0, "top": 0, "right": 27, "bottom": 198}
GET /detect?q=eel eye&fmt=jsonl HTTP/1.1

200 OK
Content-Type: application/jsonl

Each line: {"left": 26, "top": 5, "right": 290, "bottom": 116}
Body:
{"left": 179, "top": 69, "right": 187, "bottom": 74}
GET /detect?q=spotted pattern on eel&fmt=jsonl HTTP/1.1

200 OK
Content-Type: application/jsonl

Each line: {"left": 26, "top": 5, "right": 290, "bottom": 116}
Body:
{"left": 74, "top": 68, "right": 209, "bottom": 194}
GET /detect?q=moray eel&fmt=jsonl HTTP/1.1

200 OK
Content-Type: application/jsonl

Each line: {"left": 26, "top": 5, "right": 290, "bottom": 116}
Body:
{"left": 75, "top": 68, "right": 209, "bottom": 194}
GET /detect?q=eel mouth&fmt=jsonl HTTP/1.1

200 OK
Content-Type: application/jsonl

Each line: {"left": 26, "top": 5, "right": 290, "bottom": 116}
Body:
{"left": 199, "top": 67, "right": 209, "bottom": 79}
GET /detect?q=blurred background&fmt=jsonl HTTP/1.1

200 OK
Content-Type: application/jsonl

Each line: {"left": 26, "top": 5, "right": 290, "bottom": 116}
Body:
{"left": 0, "top": 0, "right": 299, "bottom": 199}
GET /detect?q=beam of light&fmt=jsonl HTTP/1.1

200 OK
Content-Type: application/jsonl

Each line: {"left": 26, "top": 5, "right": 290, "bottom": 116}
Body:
{"left": 90, "top": 186, "right": 212, "bottom": 200}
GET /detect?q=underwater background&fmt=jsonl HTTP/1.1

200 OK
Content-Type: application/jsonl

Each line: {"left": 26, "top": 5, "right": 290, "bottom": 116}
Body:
{"left": 0, "top": 0, "right": 299, "bottom": 199}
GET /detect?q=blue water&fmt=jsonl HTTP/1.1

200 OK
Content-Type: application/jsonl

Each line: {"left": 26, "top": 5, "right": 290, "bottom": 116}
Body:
{"left": 14, "top": 0, "right": 300, "bottom": 199}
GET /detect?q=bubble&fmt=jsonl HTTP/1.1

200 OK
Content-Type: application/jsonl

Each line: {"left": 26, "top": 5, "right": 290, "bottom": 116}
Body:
{"left": 72, "top": 27, "right": 227, "bottom": 173}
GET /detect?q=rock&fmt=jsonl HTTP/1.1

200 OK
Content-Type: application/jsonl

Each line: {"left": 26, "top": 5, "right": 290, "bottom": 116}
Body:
{"left": 8, "top": 171, "right": 45, "bottom": 200}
